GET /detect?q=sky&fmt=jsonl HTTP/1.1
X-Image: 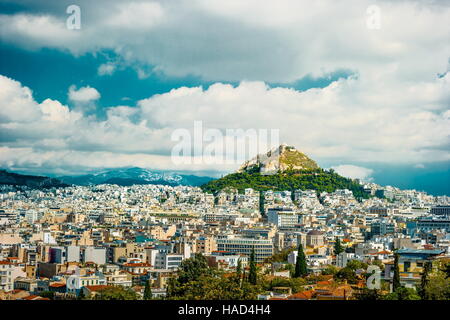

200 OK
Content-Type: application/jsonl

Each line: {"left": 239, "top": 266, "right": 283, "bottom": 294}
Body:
{"left": 0, "top": 0, "right": 449, "bottom": 195}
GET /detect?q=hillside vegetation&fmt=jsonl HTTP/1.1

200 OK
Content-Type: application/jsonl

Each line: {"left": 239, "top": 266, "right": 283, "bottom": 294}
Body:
{"left": 201, "top": 168, "right": 370, "bottom": 200}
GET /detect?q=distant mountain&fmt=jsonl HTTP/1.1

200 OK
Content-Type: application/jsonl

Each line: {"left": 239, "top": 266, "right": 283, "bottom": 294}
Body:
{"left": 201, "top": 145, "right": 370, "bottom": 199}
{"left": 58, "top": 167, "right": 213, "bottom": 187}
{"left": 0, "top": 170, "right": 68, "bottom": 189}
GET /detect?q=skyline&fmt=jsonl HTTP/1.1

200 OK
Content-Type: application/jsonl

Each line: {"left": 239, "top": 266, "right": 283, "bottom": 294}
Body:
{"left": 0, "top": 0, "right": 449, "bottom": 195}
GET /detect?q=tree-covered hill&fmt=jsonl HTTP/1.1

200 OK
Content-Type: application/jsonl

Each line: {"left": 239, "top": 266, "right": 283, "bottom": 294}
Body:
{"left": 0, "top": 169, "right": 68, "bottom": 189}
{"left": 200, "top": 168, "right": 370, "bottom": 200}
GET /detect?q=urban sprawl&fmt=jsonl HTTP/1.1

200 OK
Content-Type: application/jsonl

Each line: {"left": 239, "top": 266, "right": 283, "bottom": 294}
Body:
{"left": 1, "top": 182, "right": 449, "bottom": 300}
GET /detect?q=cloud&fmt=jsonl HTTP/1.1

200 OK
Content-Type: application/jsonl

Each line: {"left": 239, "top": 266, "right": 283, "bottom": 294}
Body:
{"left": 0, "top": 1, "right": 449, "bottom": 83}
{"left": 331, "top": 165, "right": 374, "bottom": 182}
{"left": 68, "top": 85, "right": 101, "bottom": 103}
{"left": 0, "top": 74, "right": 449, "bottom": 175}
{"left": 0, "top": 1, "right": 449, "bottom": 175}
{"left": 97, "top": 63, "right": 117, "bottom": 76}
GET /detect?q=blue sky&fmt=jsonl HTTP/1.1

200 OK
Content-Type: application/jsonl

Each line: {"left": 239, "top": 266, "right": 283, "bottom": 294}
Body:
{"left": 0, "top": 0, "right": 449, "bottom": 195}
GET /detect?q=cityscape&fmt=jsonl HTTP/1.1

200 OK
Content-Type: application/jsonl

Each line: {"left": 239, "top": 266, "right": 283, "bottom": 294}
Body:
{"left": 0, "top": 0, "right": 449, "bottom": 307}
{"left": 0, "top": 145, "right": 449, "bottom": 301}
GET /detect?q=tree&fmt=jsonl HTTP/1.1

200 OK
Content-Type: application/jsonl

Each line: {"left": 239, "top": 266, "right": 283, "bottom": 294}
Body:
{"left": 143, "top": 280, "right": 153, "bottom": 300}
{"left": 78, "top": 289, "right": 86, "bottom": 300}
{"left": 236, "top": 258, "right": 242, "bottom": 286}
{"left": 321, "top": 265, "right": 338, "bottom": 276}
{"left": 264, "top": 247, "right": 296, "bottom": 263}
{"left": 443, "top": 262, "right": 450, "bottom": 279}
{"left": 393, "top": 253, "right": 401, "bottom": 292}
{"left": 249, "top": 247, "right": 257, "bottom": 285}
{"left": 94, "top": 286, "right": 138, "bottom": 300}
{"left": 259, "top": 192, "right": 265, "bottom": 215}
{"left": 167, "top": 253, "right": 215, "bottom": 298}
{"left": 355, "top": 288, "right": 383, "bottom": 300}
{"left": 334, "top": 237, "right": 344, "bottom": 256}
{"left": 419, "top": 261, "right": 432, "bottom": 299}
{"left": 422, "top": 267, "right": 450, "bottom": 300}
{"left": 384, "top": 287, "right": 420, "bottom": 300}
{"left": 176, "top": 253, "right": 213, "bottom": 284}
{"left": 346, "top": 260, "right": 368, "bottom": 271}
{"left": 335, "top": 267, "right": 358, "bottom": 284}
{"left": 294, "top": 243, "right": 308, "bottom": 278}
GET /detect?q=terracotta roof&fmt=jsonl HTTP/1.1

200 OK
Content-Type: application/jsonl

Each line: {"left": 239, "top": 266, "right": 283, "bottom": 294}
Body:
{"left": 49, "top": 283, "right": 66, "bottom": 288}
{"left": 23, "top": 295, "right": 50, "bottom": 300}
{"left": 288, "top": 290, "right": 315, "bottom": 300}
{"left": 123, "top": 263, "right": 152, "bottom": 267}
{"left": 84, "top": 285, "right": 109, "bottom": 292}
{"left": 317, "top": 280, "right": 333, "bottom": 286}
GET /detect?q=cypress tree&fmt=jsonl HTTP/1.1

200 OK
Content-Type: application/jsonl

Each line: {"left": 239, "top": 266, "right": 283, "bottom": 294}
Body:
{"left": 334, "top": 237, "right": 344, "bottom": 255}
{"left": 236, "top": 258, "right": 242, "bottom": 284}
{"left": 419, "top": 261, "right": 432, "bottom": 299}
{"left": 143, "top": 280, "right": 153, "bottom": 300}
{"left": 294, "top": 243, "right": 308, "bottom": 277}
{"left": 393, "top": 252, "right": 401, "bottom": 292}
{"left": 249, "top": 247, "right": 257, "bottom": 285}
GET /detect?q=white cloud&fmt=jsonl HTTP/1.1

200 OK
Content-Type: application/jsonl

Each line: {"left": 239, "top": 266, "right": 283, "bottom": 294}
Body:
{"left": 68, "top": 85, "right": 101, "bottom": 103}
{"left": 0, "top": 1, "right": 448, "bottom": 82}
{"left": 97, "top": 63, "right": 117, "bottom": 76}
{"left": 331, "top": 165, "right": 374, "bottom": 182}
{"left": 0, "top": 1, "right": 449, "bottom": 174}
{"left": 0, "top": 74, "right": 449, "bottom": 174}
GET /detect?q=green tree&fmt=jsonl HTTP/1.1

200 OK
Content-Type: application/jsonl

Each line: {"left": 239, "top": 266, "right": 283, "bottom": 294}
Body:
{"left": 334, "top": 237, "right": 344, "bottom": 255}
{"left": 294, "top": 243, "right": 308, "bottom": 278}
{"left": 419, "top": 261, "right": 432, "bottom": 299}
{"left": 259, "top": 192, "right": 265, "bottom": 215}
{"left": 393, "top": 252, "right": 401, "bottom": 292}
{"left": 355, "top": 288, "right": 383, "bottom": 300}
{"left": 423, "top": 267, "right": 450, "bottom": 300}
{"left": 321, "top": 265, "right": 338, "bottom": 276}
{"left": 77, "top": 289, "right": 86, "bottom": 300}
{"left": 346, "top": 260, "right": 368, "bottom": 271}
{"left": 94, "top": 286, "right": 138, "bottom": 300}
{"left": 143, "top": 280, "right": 153, "bottom": 300}
{"left": 236, "top": 258, "right": 242, "bottom": 286}
{"left": 384, "top": 287, "right": 420, "bottom": 300}
{"left": 443, "top": 262, "right": 450, "bottom": 278}
{"left": 335, "top": 267, "right": 358, "bottom": 284}
{"left": 167, "top": 253, "right": 215, "bottom": 298}
{"left": 249, "top": 247, "right": 257, "bottom": 285}
{"left": 176, "top": 253, "right": 212, "bottom": 284}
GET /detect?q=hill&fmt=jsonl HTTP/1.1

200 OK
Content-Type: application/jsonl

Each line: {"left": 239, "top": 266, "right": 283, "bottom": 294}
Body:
{"left": 0, "top": 170, "right": 68, "bottom": 189}
{"left": 238, "top": 143, "right": 319, "bottom": 174}
{"left": 201, "top": 145, "right": 370, "bottom": 199}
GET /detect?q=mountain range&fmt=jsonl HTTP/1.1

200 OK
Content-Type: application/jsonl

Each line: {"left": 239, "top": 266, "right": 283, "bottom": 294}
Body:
{"left": 0, "top": 167, "right": 213, "bottom": 189}
{"left": 57, "top": 167, "right": 213, "bottom": 187}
